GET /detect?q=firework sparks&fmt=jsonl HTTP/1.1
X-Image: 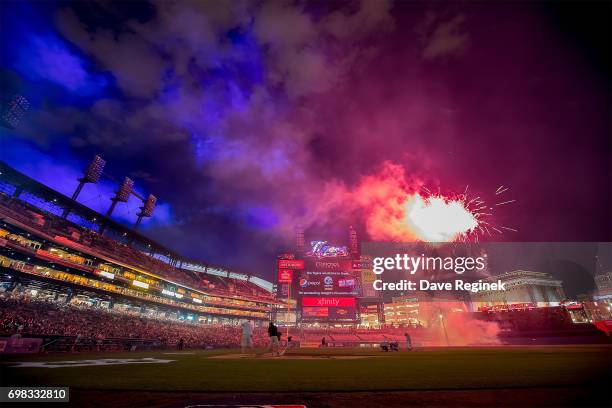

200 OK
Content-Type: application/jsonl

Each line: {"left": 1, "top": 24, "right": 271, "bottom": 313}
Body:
{"left": 402, "top": 184, "right": 517, "bottom": 242}
{"left": 495, "top": 185, "right": 510, "bottom": 195}
{"left": 354, "top": 162, "right": 516, "bottom": 243}
{"left": 495, "top": 199, "right": 516, "bottom": 206}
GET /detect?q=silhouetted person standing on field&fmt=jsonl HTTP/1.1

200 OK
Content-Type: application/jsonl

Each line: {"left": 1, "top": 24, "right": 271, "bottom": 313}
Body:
{"left": 404, "top": 332, "right": 412, "bottom": 351}
{"left": 268, "top": 321, "right": 280, "bottom": 356}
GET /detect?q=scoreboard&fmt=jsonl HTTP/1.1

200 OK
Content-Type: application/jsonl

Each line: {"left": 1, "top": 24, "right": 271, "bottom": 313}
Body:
{"left": 276, "top": 241, "right": 376, "bottom": 324}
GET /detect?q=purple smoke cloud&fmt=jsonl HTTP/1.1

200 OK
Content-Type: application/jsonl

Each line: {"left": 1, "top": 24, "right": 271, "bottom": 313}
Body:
{"left": 2, "top": 0, "right": 609, "bottom": 275}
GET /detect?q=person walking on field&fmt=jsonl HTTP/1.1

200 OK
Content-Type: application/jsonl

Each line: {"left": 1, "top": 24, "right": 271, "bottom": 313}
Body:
{"left": 267, "top": 321, "right": 280, "bottom": 356}
{"left": 241, "top": 320, "right": 254, "bottom": 355}
{"left": 404, "top": 332, "right": 413, "bottom": 351}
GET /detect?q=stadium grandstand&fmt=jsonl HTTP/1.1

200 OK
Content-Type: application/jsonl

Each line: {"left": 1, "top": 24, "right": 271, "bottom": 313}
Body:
{"left": 0, "top": 160, "right": 284, "bottom": 350}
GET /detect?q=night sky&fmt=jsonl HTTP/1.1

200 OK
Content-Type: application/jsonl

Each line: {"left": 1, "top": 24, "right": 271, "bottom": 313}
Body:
{"left": 0, "top": 1, "right": 610, "bottom": 279}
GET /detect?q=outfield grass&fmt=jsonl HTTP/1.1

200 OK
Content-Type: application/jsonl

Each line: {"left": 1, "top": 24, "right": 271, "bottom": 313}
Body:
{"left": 1, "top": 346, "right": 610, "bottom": 393}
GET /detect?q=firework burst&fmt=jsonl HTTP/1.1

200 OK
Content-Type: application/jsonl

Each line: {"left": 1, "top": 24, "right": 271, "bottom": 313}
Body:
{"left": 354, "top": 162, "right": 517, "bottom": 243}
{"left": 402, "top": 191, "right": 479, "bottom": 242}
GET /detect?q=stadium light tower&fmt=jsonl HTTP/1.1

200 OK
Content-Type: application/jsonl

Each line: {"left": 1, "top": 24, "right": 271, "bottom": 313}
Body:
{"left": 106, "top": 177, "right": 134, "bottom": 217}
{"left": 62, "top": 155, "right": 106, "bottom": 218}
{"left": 1, "top": 94, "right": 29, "bottom": 129}
{"left": 134, "top": 194, "right": 156, "bottom": 230}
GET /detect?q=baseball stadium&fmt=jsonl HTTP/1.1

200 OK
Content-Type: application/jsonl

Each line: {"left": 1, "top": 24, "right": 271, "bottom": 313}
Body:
{"left": 1, "top": 1, "right": 611, "bottom": 407}
{"left": 0, "top": 160, "right": 610, "bottom": 407}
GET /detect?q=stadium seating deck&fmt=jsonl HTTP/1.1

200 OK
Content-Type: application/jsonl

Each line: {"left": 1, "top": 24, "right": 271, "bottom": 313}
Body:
{"left": 0, "top": 194, "right": 275, "bottom": 305}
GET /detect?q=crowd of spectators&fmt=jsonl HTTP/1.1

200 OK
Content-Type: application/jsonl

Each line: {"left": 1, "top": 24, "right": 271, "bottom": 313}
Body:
{"left": 0, "top": 292, "right": 433, "bottom": 351}
{"left": 478, "top": 307, "right": 574, "bottom": 331}
{"left": 0, "top": 293, "right": 270, "bottom": 349}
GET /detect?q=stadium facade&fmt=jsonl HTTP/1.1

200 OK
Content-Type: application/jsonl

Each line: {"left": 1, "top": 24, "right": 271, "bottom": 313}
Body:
{"left": 470, "top": 270, "right": 565, "bottom": 309}
{"left": 0, "top": 161, "right": 280, "bottom": 325}
{"left": 383, "top": 296, "right": 421, "bottom": 327}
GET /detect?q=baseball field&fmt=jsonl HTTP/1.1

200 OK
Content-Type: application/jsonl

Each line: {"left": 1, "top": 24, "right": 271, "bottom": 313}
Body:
{"left": 1, "top": 345, "right": 610, "bottom": 407}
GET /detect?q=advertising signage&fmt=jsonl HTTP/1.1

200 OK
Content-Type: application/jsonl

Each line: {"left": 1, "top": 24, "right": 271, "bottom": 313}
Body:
{"left": 304, "top": 259, "right": 353, "bottom": 272}
{"left": 278, "top": 259, "right": 304, "bottom": 269}
{"left": 301, "top": 298, "right": 357, "bottom": 321}
{"left": 302, "top": 306, "right": 356, "bottom": 320}
{"left": 351, "top": 260, "right": 372, "bottom": 269}
{"left": 302, "top": 297, "right": 356, "bottom": 307}
{"left": 278, "top": 269, "right": 293, "bottom": 283}
{"left": 329, "top": 307, "right": 356, "bottom": 320}
{"left": 277, "top": 253, "right": 296, "bottom": 260}
{"left": 298, "top": 271, "right": 360, "bottom": 296}
{"left": 302, "top": 307, "right": 329, "bottom": 317}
